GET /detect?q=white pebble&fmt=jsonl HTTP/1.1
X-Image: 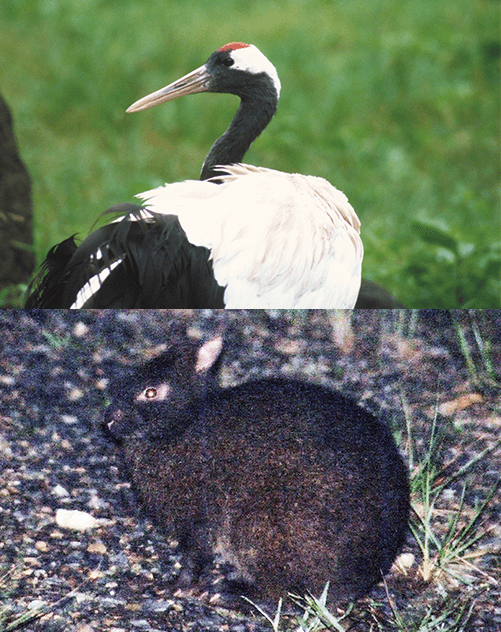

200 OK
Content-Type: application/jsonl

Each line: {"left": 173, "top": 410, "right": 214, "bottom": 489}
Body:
{"left": 52, "top": 484, "right": 70, "bottom": 497}
{"left": 55, "top": 509, "right": 99, "bottom": 531}
{"left": 394, "top": 552, "right": 415, "bottom": 571}
{"left": 73, "top": 322, "right": 89, "bottom": 337}
{"left": 60, "top": 415, "right": 79, "bottom": 425}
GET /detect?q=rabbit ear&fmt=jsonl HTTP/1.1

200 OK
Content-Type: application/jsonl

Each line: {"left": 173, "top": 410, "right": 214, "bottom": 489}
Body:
{"left": 195, "top": 336, "right": 224, "bottom": 374}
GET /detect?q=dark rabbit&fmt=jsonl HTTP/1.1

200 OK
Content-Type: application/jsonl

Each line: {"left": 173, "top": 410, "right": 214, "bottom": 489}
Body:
{"left": 103, "top": 329, "right": 409, "bottom": 604}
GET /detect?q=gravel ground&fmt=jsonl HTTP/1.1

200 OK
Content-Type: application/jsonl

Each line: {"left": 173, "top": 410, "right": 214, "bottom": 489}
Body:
{"left": 0, "top": 310, "right": 500, "bottom": 632}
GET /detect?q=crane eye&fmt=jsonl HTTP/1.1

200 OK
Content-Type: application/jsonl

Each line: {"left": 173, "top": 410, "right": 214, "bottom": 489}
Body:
{"left": 144, "top": 387, "right": 157, "bottom": 399}
{"left": 222, "top": 57, "right": 234, "bottom": 67}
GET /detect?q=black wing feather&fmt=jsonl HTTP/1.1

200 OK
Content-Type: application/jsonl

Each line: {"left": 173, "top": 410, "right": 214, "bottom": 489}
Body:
{"left": 24, "top": 236, "right": 79, "bottom": 308}
{"left": 25, "top": 205, "right": 225, "bottom": 308}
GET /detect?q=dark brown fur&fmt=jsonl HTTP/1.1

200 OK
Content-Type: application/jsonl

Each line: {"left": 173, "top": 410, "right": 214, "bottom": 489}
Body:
{"left": 104, "top": 331, "right": 409, "bottom": 604}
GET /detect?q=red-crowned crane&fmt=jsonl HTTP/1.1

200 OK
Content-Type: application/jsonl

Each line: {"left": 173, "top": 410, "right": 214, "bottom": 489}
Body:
{"left": 25, "top": 42, "right": 363, "bottom": 308}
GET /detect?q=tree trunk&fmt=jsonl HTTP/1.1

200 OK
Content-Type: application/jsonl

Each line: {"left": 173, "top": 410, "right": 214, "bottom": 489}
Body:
{"left": 0, "top": 93, "right": 34, "bottom": 306}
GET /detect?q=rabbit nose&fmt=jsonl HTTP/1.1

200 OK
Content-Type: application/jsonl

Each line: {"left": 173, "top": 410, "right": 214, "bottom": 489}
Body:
{"left": 104, "top": 407, "right": 125, "bottom": 428}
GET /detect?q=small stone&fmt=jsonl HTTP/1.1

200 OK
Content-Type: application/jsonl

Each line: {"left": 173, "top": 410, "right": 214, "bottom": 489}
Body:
{"left": 87, "top": 541, "right": 107, "bottom": 555}
{"left": 52, "top": 484, "right": 70, "bottom": 498}
{"left": 60, "top": 415, "right": 79, "bottom": 425}
{"left": 87, "top": 493, "right": 106, "bottom": 510}
{"left": 393, "top": 552, "right": 416, "bottom": 573}
{"left": 49, "top": 530, "right": 64, "bottom": 539}
{"left": 75, "top": 625, "right": 94, "bottom": 632}
{"left": 55, "top": 509, "right": 98, "bottom": 531}
{"left": 73, "top": 322, "right": 89, "bottom": 337}
{"left": 0, "top": 437, "right": 13, "bottom": 459}
{"left": 35, "top": 541, "right": 49, "bottom": 552}
{"left": 68, "top": 388, "right": 84, "bottom": 401}
{"left": 24, "top": 557, "right": 41, "bottom": 568}
{"left": 144, "top": 599, "right": 175, "bottom": 613}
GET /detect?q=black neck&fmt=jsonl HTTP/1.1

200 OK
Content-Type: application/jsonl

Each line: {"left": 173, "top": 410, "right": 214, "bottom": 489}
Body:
{"left": 200, "top": 90, "right": 278, "bottom": 181}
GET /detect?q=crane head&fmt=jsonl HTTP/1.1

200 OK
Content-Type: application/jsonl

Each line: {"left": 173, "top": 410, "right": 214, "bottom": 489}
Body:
{"left": 126, "top": 42, "right": 280, "bottom": 113}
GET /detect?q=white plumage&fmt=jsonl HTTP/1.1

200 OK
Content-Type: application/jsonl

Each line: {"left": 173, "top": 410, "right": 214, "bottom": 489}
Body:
{"left": 137, "top": 164, "right": 362, "bottom": 307}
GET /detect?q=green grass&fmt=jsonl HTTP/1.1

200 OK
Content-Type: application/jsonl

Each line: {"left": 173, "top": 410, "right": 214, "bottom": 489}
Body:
{"left": 0, "top": 568, "right": 46, "bottom": 632}
{"left": 1, "top": 0, "right": 499, "bottom": 306}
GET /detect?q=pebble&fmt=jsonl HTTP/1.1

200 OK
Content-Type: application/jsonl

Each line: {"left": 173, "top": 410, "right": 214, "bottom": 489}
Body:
{"left": 73, "top": 322, "right": 89, "bottom": 337}
{"left": 144, "top": 599, "right": 175, "bottom": 613}
{"left": 0, "top": 437, "right": 13, "bottom": 458}
{"left": 393, "top": 552, "right": 416, "bottom": 575}
{"left": 68, "top": 387, "right": 84, "bottom": 401}
{"left": 52, "top": 484, "right": 70, "bottom": 497}
{"left": 60, "top": 415, "right": 79, "bottom": 425}
{"left": 75, "top": 625, "right": 95, "bottom": 632}
{"left": 35, "top": 540, "right": 49, "bottom": 552}
{"left": 87, "top": 541, "right": 107, "bottom": 554}
{"left": 55, "top": 508, "right": 99, "bottom": 531}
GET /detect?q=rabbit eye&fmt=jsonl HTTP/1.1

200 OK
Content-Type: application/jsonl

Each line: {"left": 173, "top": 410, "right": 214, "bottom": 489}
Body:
{"left": 136, "top": 383, "right": 171, "bottom": 402}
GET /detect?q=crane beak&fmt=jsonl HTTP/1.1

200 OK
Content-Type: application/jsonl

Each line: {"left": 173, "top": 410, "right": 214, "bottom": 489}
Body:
{"left": 126, "top": 64, "right": 211, "bottom": 113}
